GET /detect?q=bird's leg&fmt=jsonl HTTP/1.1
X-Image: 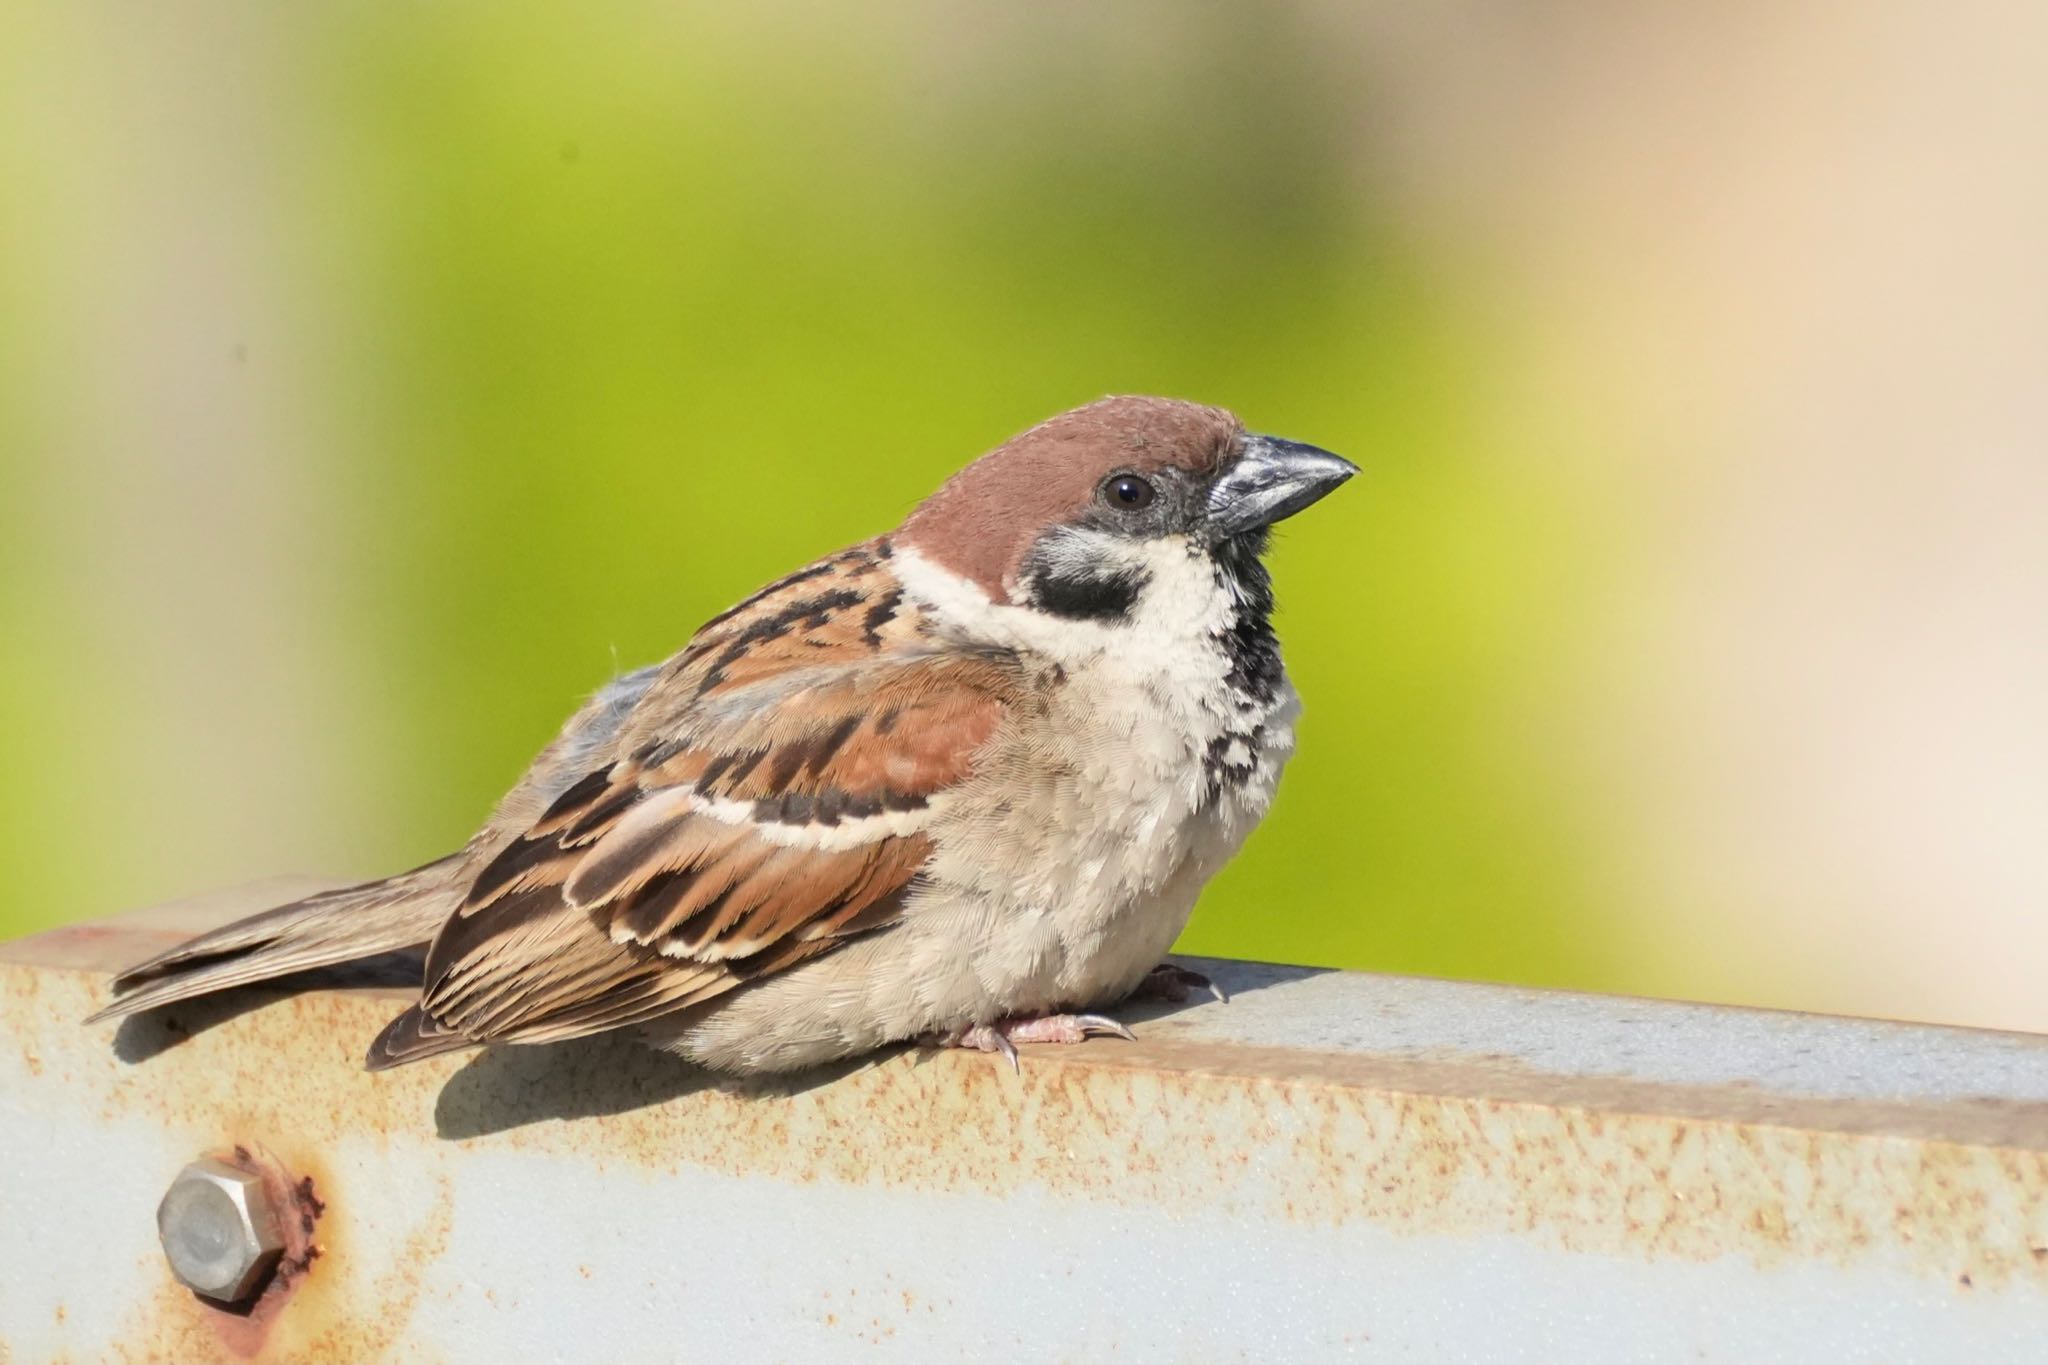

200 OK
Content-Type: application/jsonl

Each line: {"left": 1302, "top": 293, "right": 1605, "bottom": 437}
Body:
{"left": 1126, "top": 962, "right": 1228, "bottom": 1005}
{"left": 931, "top": 1013, "right": 1137, "bottom": 1073}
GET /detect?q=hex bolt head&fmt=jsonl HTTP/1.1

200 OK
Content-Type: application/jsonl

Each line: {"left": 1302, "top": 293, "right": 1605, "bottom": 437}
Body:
{"left": 156, "top": 1157, "right": 286, "bottom": 1303}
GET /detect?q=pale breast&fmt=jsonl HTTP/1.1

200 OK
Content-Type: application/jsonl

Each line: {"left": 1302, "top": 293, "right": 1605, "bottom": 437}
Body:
{"left": 663, "top": 544, "right": 1298, "bottom": 1070}
{"left": 915, "top": 635, "right": 1296, "bottom": 1006}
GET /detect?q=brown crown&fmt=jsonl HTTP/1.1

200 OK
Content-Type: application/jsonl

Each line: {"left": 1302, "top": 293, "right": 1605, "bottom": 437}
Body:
{"left": 898, "top": 395, "right": 1244, "bottom": 600}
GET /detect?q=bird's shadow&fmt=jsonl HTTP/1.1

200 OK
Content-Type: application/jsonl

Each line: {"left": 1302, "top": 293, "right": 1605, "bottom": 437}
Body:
{"left": 430, "top": 955, "right": 1287, "bottom": 1139}
{"left": 430, "top": 1031, "right": 877, "bottom": 1140}
{"left": 111, "top": 953, "right": 1294, "bottom": 1139}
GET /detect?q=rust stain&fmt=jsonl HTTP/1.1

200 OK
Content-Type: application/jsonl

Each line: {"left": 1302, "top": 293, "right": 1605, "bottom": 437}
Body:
{"left": 208, "top": 1142, "right": 325, "bottom": 1357}
{"left": 291, "top": 1176, "right": 453, "bottom": 1364}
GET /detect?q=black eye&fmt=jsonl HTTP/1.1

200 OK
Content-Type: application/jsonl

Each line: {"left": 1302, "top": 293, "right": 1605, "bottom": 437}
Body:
{"left": 1103, "top": 474, "right": 1155, "bottom": 510}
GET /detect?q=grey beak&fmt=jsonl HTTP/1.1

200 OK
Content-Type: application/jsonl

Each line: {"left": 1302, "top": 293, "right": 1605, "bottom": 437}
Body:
{"left": 1207, "top": 434, "right": 1358, "bottom": 538}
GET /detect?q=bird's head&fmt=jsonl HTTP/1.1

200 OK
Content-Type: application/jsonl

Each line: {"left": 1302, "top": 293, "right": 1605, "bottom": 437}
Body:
{"left": 898, "top": 395, "right": 1355, "bottom": 624}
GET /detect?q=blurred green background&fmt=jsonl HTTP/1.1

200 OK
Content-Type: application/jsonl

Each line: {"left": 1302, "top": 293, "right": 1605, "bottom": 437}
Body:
{"left": 3, "top": 4, "right": 2042, "bottom": 1030}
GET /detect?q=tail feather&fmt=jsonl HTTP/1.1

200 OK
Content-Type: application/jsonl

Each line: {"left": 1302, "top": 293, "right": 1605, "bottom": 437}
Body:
{"left": 84, "top": 855, "right": 465, "bottom": 1024}
{"left": 364, "top": 1003, "right": 475, "bottom": 1071}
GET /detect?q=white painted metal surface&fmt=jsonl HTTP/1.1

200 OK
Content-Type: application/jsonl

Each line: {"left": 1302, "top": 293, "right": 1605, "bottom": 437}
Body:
{"left": 2, "top": 882, "right": 2044, "bottom": 1361}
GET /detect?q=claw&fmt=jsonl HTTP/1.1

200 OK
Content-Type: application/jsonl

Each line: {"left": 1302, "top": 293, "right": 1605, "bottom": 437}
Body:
{"left": 932, "top": 1011, "right": 1139, "bottom": 1068}
{"left": 937, "top": 1022, "right": 1023, "bottom": 1072}
{"left": 1072, "top": 1013, "right": 1137, "bottom": 1042}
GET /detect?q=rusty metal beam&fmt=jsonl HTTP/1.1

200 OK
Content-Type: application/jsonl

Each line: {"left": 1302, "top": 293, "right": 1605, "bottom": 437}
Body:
{"left": 4, "top": 882, "right": 2046, "bottom": 1361}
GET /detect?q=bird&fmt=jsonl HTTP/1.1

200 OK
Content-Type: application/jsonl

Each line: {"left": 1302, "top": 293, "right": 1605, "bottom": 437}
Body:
{"left": 88, "top": 396, "right": 1355, "bottom": 1075}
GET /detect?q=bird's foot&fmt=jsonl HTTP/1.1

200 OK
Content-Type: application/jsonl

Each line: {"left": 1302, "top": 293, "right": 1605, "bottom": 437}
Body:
{"left": 933, "top": 1013, "right": 1137, "bottom": 1073}
{"left": 1126, "top": 962, "right": 1228, "bottom": 1005}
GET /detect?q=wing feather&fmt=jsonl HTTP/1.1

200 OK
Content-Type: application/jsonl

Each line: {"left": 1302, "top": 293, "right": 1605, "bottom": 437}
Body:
{"left": 369, "top": 546, "right": 1017, "bottom": 1065}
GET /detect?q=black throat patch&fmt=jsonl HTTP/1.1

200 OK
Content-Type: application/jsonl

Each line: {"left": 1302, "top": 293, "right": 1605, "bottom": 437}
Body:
{"left": 1214, "top": 531, "right": 1281, "bottom": 708}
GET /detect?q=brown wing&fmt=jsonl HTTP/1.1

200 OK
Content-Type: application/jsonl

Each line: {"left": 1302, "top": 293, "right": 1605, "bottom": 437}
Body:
{"left": 367, "top": 541, "right": 1015, "bottom": 1068}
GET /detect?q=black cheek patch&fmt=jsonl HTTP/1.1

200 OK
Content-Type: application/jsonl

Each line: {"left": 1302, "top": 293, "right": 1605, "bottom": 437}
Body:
{"left": 1030, "top": 562, "right": 1150, "bottom": 622}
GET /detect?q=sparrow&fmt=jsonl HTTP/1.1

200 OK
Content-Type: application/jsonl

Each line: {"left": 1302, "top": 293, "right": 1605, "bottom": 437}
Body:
{"left": 89, "top": 396, "right": 1355, "bottom": 1074}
